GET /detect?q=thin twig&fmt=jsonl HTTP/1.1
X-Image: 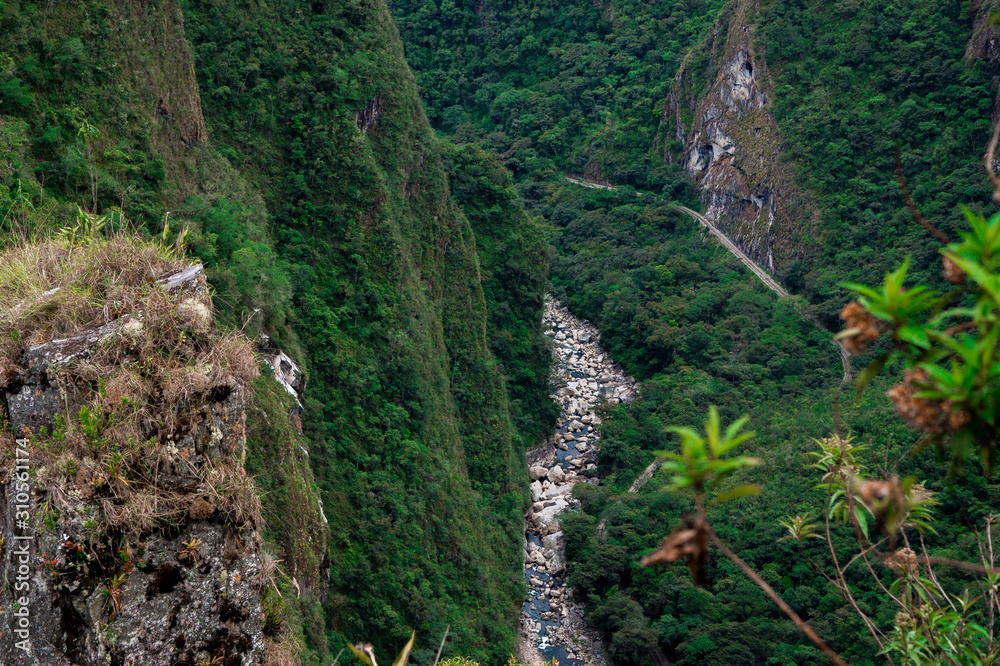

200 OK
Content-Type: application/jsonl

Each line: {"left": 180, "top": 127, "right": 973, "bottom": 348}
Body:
{"left": 824, "top": 477, "right": 888, "bottom": 648}
{"left": 944, "top": 321, "right": 977, "bottom": 336}
{"left": 916, "top": 532, "right": 956, "bottom": 613}
{"left": 985, "top": 516, "right": 999, "bottom": 652}
{"left": 895, "top": 146, "right": 950, "bottom": 244}
{"left": 860, "top": 542, "right": 905, "bottom": 609}
{"left": 433, "top": 624, "right": 450, "bottom": 666}
{"left": 842, "top": 537, "right": 888, "bottom": 573}
{"left": 708, "top": 528, "right": 849, "bottom": 666}
{"left": 986, "top": 121, "right": 1000, "bottom": 202}
{"left": 914, "top": 554, "right": 997, "bottom": 575}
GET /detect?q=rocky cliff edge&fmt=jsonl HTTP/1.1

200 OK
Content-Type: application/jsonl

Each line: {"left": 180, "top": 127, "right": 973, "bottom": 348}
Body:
{"left": 663, "top": 0, "right": 819, "bottom": 275}
{"left": 0, "top": 237, "right": 291, "bottom": 665}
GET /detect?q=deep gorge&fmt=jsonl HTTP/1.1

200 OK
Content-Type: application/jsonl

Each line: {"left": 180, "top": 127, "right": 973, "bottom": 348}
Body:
{"left": 1, "top": 0, "right": 999, "bottom": 663}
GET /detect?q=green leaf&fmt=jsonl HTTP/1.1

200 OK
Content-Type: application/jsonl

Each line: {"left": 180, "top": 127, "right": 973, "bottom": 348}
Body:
{"left": 855, "top": 505, "right": 869, "bottom": 539}
{"left": 710, "top": 484, "right": 761, "bottom": 506}
{"left": 705, "top": 406, "right": 721, "bottom": 455}
{"left": 896, "top": 324, "right": 930, "bottom": 348}
{"left": 840, "top": 282, "right": 881, "bottom": 301}
{"left": 391, "top": 631, "right": 416, "bottom": 666}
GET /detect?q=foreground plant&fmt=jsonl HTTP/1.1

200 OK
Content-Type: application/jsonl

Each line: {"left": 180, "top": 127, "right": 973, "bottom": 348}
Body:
{"left": 641, "top": 407, "right": 849, "bottom": 665}
{"left": 837, "top": 159, "right": 1000, "bottom": 477}
{"left": 347, "top": 631, "right": 416, "bottom": 666}
{"left": 645, "top": 407, "right": 1000, "bottom": 665}
{"left": 779, "top": 434, "right": 1000, "bottom": 665}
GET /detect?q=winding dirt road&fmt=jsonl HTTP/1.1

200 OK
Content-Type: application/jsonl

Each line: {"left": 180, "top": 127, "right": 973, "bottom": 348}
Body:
{"left": 674, "top": 206, "right": 790, "bottom": 297}
{"left": 561, "top": 174, "right": 853, "bottom": 383}
{"left": 673, "top": 206, "right": 852, "bottom": 385}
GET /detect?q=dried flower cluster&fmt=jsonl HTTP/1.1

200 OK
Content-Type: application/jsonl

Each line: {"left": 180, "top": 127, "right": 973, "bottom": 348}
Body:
{"left": 839, "top": 301, "right": 883, "bottom": 354}
{"left": 641, "top": 516, "right": 710, "bottom": 583}
{"left": 884, "top": 547, "right": 918, "bottom": 571}
{"left": 886, "top": 368, "right": 972, "bottom": 434}
{"left": 942, "top": 255, "right": 966, "bottom": 285}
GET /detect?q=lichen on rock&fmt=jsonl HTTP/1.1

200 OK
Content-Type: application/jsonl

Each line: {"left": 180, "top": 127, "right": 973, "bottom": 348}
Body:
{"left": 0, "top": 237, "right": 273, "bottom": 665}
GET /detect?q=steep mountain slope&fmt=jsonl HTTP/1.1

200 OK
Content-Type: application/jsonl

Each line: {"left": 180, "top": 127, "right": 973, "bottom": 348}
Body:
{"left": 664, "top": 0, "right": 819, "bottom": 274}
{"left": 1, "top": 0, "right": 548, "bottom": 662}
{"left": 667, "top": 0, "right": 997, "bottom": 321}
{"left": 392, "top": 0, "right": 1000, "bottom": 663}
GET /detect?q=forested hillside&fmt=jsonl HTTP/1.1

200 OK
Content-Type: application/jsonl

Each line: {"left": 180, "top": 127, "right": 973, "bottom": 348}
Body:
{"left": 390, "top": 0, "right": 725, "bottom": 190}
{"left": 1, "top": 1, "right": 549, "bottom": 663}
{"left": 757, "top": 0, "right": 996, "bottom": 320}
{"left": 3, "top": 0, "right": 1000, "bottom": 662}
{"left": 392, "top": 0, "right": 1000, "bottom": 662}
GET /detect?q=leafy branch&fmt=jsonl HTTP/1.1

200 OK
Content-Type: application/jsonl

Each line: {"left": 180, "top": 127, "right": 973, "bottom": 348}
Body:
{"left": 641, "top": 407, "right": 848, "bottom": 666}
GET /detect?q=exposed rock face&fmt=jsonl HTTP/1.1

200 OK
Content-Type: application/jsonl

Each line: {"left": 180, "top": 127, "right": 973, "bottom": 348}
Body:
{"left": 0, "top": 263, "right": 270, "bottom": 665}
{"left": 519, "top": 297, "right": 638, "bottom": 666}
{"left": 665, "top": 0, "right": 818, "bottom": 274}
{"left": 966, "top": 0, "right": 1000, "bottom": 118}
{"left": 0, "top": 499, "right": 266, "bottom": 666}
{"left": 258, "top": 337, "right": 304, "bottom": 409}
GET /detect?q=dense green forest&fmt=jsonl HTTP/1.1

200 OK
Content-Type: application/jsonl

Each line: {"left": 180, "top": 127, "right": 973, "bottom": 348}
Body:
{"left": 3, "top": 0, "right": 1000, "bottom": 662}
{"left": 390, "top": 0, "right": 726, "bottom": 189}
{"left": 390, "top": 0, "right": 1000, "bottom": 662}
{"left": 539, "top": 181, "right": 999, "bottom": 664}
{"left": 1, "top": 0, "right": 551, "bottom": 663}
{"left": 754, "top": 0, "right": 996, "bottom": 324}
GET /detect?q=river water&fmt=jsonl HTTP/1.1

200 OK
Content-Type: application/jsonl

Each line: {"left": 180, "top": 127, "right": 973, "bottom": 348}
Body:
{"left": 517, "top": 298, "right": 638, "bottom": 666}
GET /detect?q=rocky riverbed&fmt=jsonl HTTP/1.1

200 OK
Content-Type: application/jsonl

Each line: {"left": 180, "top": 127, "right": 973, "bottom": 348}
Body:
{"left": 518, "top": 298, "right": 638, "bottom": 666}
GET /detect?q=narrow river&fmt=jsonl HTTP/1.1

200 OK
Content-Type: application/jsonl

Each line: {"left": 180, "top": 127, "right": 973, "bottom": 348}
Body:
{"left": 517, "top": 297, "right": 638, "bottom": 666}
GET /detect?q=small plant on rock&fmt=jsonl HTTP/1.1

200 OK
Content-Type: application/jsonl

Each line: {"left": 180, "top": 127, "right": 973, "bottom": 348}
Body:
{"left": 195, "top": 656, "right": 222, "bottom": 666}
{"left": 104, "top": 573, "right": 127, "bottom": 615}
{"left": 178, "top": 537, "right": 203, "bottom": 564}
{"left": 261, "top": 588, "right": 287, "bottom": 637}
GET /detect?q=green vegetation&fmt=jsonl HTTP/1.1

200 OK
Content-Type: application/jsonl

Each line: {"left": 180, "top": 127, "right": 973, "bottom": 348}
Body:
{"left": 386, "top": 0, "right": 1000, "bottom": 659}
{"left": 2, "top": 0, "right": 551, "bottom": 662}
{"left": 755, "top": 0, "right": 997, "bottom": 323}
{"left": 547, "top": 191, "right": 1000, "bottom": 664}
{"left": 4, "top": 0, "right": 1000, "bottom": 662}
{"left": 391, "top": 0, "right": 725, "bottom": 189}
{"left": 0, "top": 1, "right": 206, "bottom": 226}
{"left": 246, "top": 375, "right": 333, "bottom": 664}
{"left": 443, "top": 143, "right": 557, "bottom": 445}
{"left": 545, "top": 185, "right": 842, "bottom": 421}
{"left": 840, "top": 207, "right": 1000, "bottom": 475}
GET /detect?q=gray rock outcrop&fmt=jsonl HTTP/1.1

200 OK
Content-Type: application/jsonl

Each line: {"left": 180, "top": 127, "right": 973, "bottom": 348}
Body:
{"left": 666, "top": 0, "right": 819, "bottom": 274}
{"left": 0, "top": 262, "right": 270, "bottom": 665}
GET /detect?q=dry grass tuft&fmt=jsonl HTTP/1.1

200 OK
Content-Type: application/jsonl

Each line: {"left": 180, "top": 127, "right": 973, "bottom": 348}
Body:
{"left": 0, "top": 234, "right": 264, "bottom": 540}
{"left": 263, "top": 638, "right": 298, "bottom": 666}
{"left": 0, "top": 236, "right": 183, "bottom": 335}
{"left": 257, "top": 548, "right": 283, "bottom": 591}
